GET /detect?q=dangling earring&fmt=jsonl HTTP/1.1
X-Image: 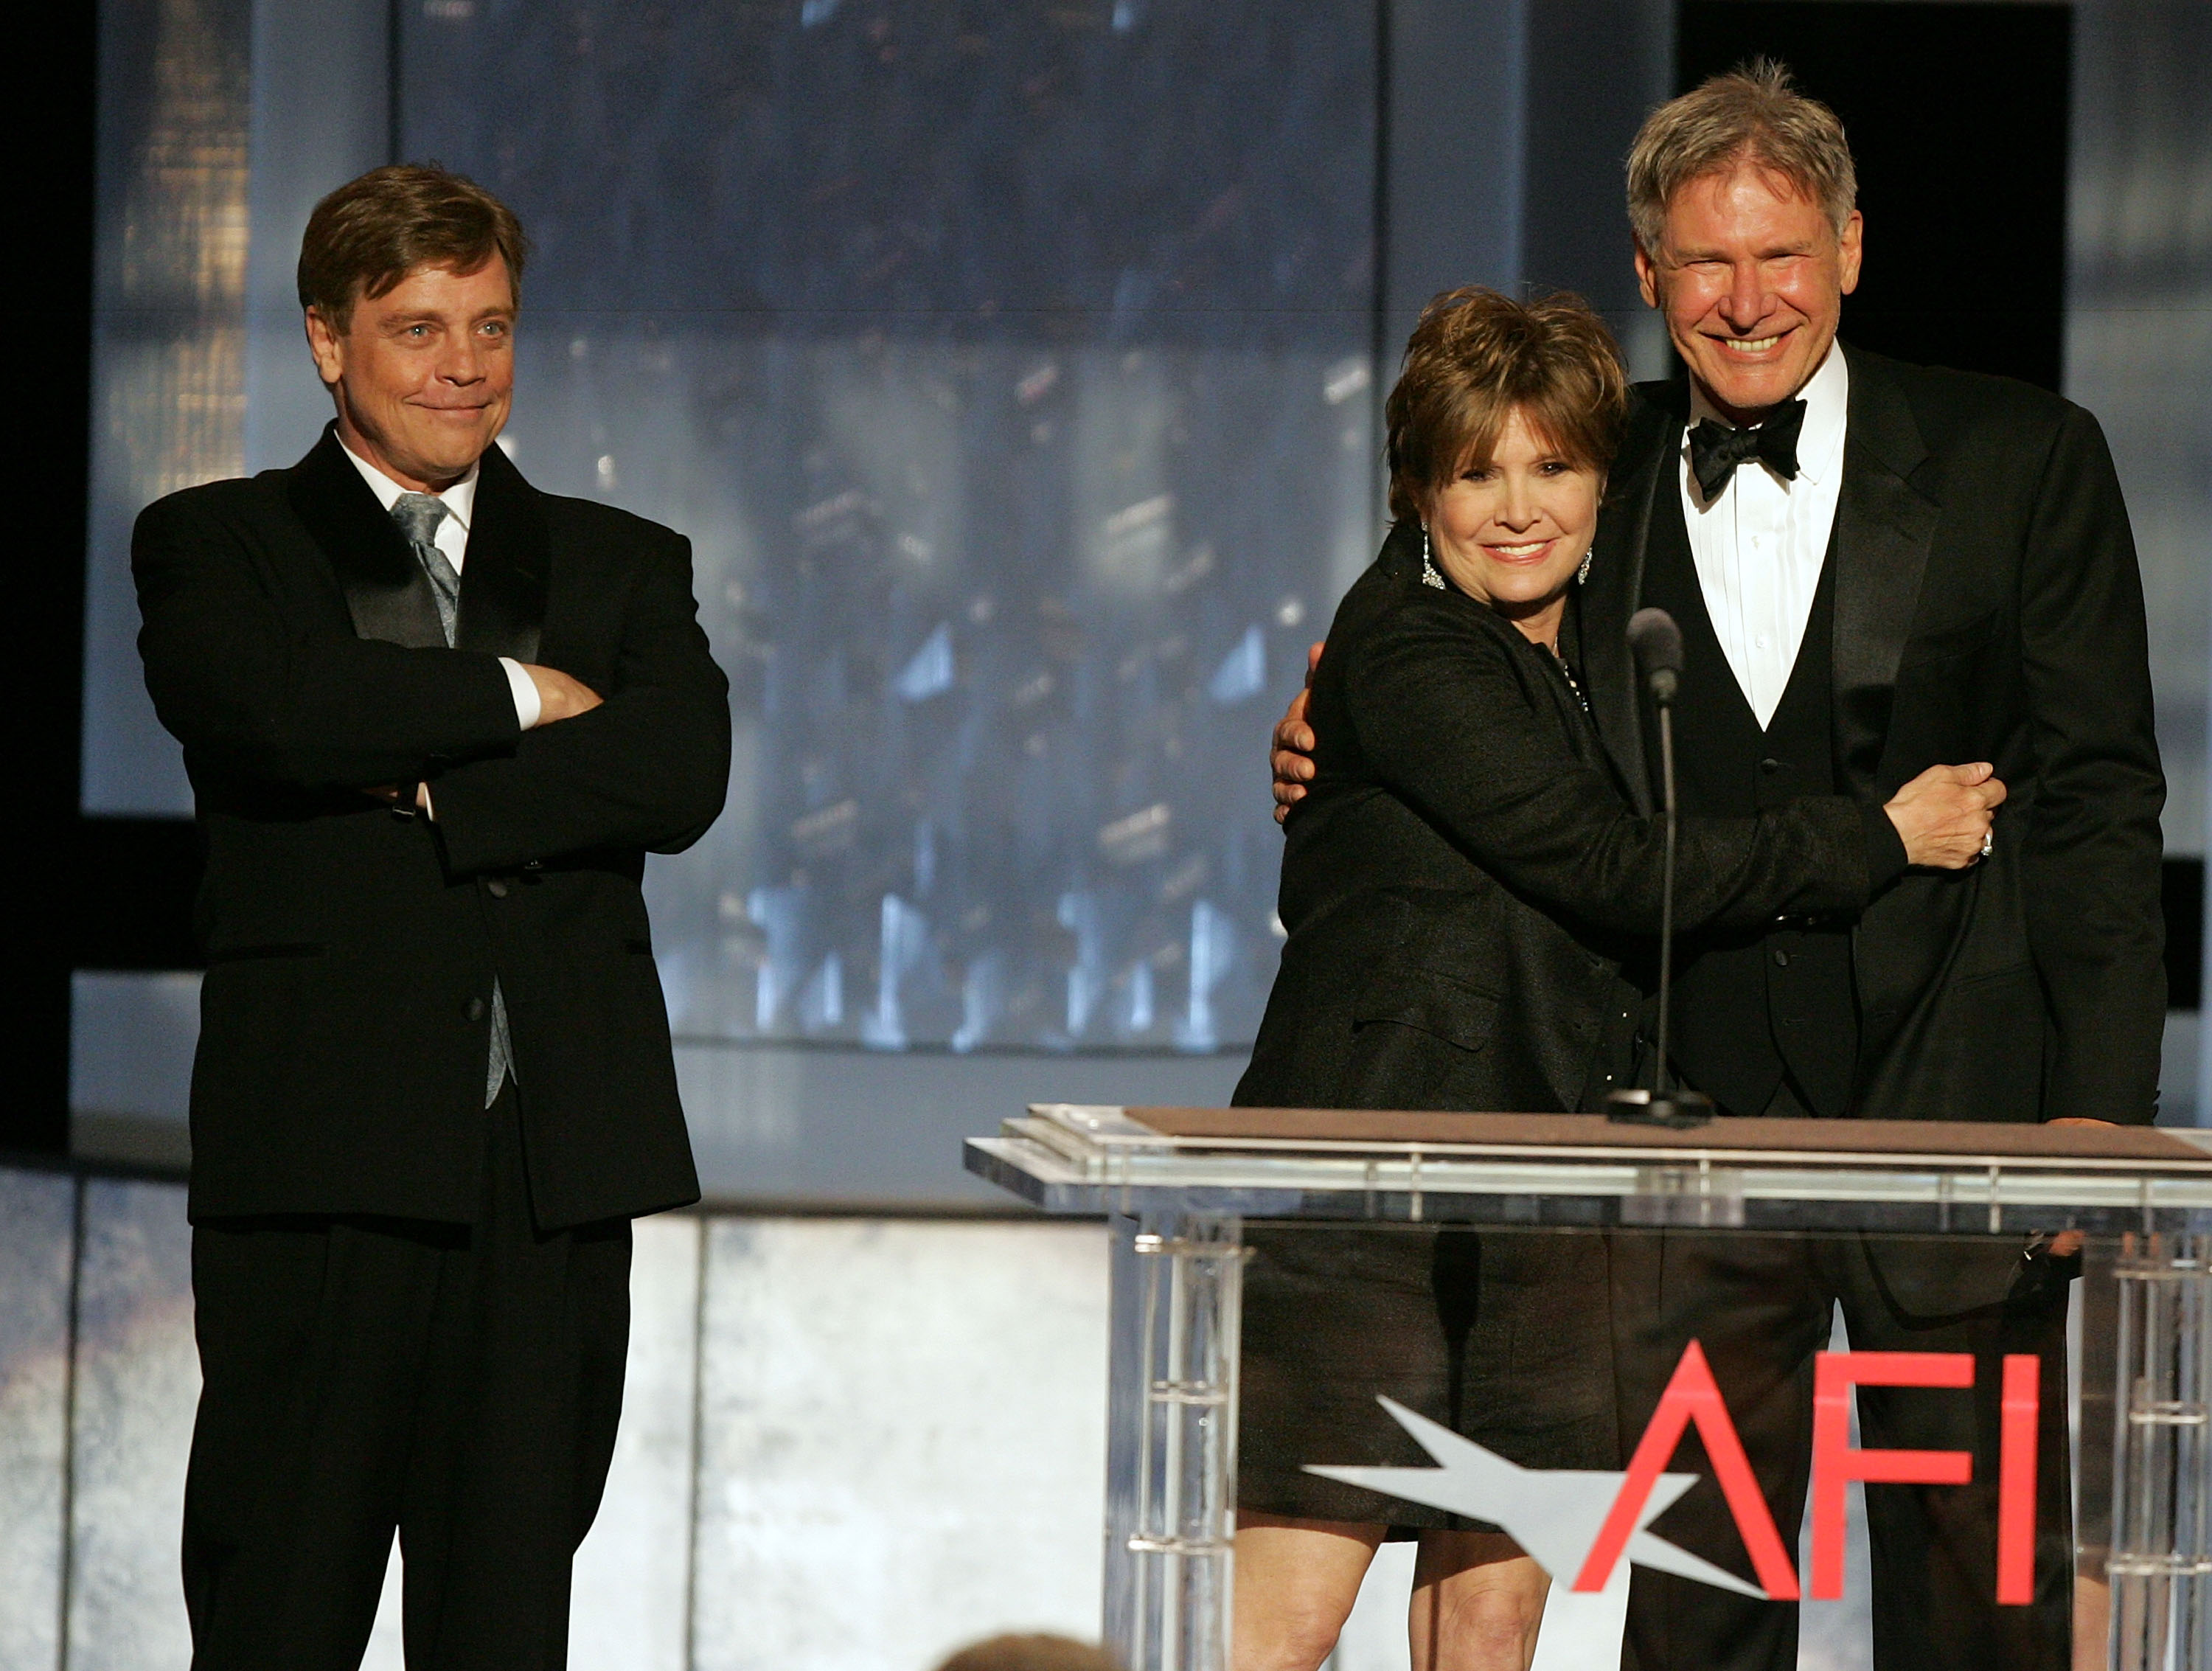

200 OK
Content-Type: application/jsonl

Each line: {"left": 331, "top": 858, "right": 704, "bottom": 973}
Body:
{"left": 1420, "top": 524, "right": 1446, "bottom": 590}
{"left": 1577, "top": 547, "right": 1594, "bottom": 586}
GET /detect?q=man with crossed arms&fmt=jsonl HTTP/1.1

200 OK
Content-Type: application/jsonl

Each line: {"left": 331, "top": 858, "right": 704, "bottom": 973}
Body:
{"left": 136, "top": 164, "right": 728, "bottom": 1668}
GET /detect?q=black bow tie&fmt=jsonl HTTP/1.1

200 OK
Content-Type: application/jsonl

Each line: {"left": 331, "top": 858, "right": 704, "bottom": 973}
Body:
{"left": 1687, "top": 399, "right": 1808, "bottom": 499}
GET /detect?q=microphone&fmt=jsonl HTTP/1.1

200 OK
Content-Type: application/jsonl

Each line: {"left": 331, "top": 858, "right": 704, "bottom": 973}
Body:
{"left": 1627, "top": 607, "right": 1684, "bottom": 705}
{"left": 1608, "top": 608, "right": 1713, "bottom": 1129}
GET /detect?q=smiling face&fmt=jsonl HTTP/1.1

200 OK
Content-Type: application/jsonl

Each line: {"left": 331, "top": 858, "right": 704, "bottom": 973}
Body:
{"left": 1425, "top": 406, "right": 1602, "bottom": 647}
{"left": 1635, "top": 162, "right": 1862, "bottom": 424}
{"left": 305, "top": 256, "right": 516, "bottom": 491}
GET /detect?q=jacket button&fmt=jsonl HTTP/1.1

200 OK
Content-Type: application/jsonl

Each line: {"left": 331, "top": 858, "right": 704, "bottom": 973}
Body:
{"left": 1772, "top": 949, "right": 1791, "bottom": 967}
{"left": 465, "top": 997, "right": 487, "bottom": 1022}
{"left": 1759, "top": 757, "right": 1781, "bottom": 774}
{"left": 486, "top": 878, "right": 510, "bottom": 898}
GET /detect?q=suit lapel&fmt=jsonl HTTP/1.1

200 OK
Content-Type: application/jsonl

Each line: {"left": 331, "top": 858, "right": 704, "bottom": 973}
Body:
{"left": 287, "top": 426, "right": 449, "bottom": 649}
{"left": 1829, "top": 346, "right": 1938, "bottom": 797}
{"left": 282, "top": 426, "right": 550, "bottom": 660}
{"left": 1582, "top": 386, "right": 1683, "bottom": 816}
{"left": 456, "top": 441, "right": 548, "bottom": 662}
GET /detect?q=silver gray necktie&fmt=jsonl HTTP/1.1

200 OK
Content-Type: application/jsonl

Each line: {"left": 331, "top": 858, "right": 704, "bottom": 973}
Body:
{"left": 389, "top": 492, "right": 462, "bottom": 647}
{"left": 387, "top": 491, "right": 515, "bottom": 1107}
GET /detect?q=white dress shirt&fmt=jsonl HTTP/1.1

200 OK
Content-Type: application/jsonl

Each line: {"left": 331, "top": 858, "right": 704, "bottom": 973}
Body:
{"left": 339, "top": 438, "right": 543, "bottom": 730}
{"left": 1678, "top": 346, "right": 1849, "bottom": 729}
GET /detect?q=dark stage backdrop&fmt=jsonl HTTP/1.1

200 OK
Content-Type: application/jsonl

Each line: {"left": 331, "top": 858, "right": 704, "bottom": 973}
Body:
{"left": 1677, "top": 1, "right": 2072, "bottom": 393}
{"left": 11, "top": 4, "right": 96, "bottom": 1155}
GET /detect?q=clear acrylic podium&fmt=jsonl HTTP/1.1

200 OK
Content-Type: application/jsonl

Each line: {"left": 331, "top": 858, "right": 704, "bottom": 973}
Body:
{"left": 967, "top": 1106, "right": 2212, "bottom": 1671}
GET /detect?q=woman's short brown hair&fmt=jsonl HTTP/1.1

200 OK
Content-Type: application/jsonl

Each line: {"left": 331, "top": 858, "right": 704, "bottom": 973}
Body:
{"left": 1384, "top": 287, "right": 1628, "bottom": 524}
{"left": 297, "top": 163, "right": 529, "bottom": 331}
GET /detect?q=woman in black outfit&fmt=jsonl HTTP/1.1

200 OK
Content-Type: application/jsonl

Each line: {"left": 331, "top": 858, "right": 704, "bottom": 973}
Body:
{"left": 1229, "top": 289, "right": 2003, "bottom": 1671}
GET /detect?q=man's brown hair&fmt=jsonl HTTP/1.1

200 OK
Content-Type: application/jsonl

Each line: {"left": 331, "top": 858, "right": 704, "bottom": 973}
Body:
{"left": 1625, "top": 59, "right": 1857, "bottom": 256}
{"left": 297, "top": 163, "right": 529, "bottom": 331}
{"left": 1384, "top": 286, "right": 1627, "bottom": 525}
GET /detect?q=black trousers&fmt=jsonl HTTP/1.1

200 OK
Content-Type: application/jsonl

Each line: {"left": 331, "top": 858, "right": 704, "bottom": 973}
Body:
{"left": 1237, "top": 1226, "right": 1618, "bottom": 1526}
{"left": 1611, "top": 1232, "right": 2075, "bottom": 1671}
{"left": 182, "top": 1088, "right": 632, "bottom": 1671}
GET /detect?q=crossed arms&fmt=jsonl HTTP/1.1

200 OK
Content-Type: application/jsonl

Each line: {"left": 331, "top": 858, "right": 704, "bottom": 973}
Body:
{"left": 133, "top": 489, "right": 731, "bottom": 872}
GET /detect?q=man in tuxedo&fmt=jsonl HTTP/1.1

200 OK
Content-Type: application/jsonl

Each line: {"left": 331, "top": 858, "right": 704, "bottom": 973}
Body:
{"left": 1271, "top": 64, "right": 2161, "bottom": 1671}
{"left": 134, "top": 164, "right": 730, "bottom": 1668}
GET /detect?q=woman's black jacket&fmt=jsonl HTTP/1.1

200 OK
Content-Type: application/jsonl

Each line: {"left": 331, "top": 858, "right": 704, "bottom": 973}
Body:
{"left": 1234, "top": 525, "right": 1899, "bottom": 1115}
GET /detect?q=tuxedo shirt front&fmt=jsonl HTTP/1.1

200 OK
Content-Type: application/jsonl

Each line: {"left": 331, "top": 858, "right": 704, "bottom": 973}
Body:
{"left": 1679, "top": 344, "right": 1849, "bottom": 727}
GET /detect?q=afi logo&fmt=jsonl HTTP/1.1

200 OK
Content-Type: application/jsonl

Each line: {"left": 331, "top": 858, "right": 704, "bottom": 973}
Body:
{"left": 1307, "top": 1341, "right": 2043, "bottom": 1604}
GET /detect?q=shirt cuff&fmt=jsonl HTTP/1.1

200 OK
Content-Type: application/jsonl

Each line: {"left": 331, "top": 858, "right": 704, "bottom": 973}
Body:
{"left": 499, "top": 656, "right": 543, "bottom": 731}
{"left": 1859, "top": 800, "right": 1910, "bottom": 893}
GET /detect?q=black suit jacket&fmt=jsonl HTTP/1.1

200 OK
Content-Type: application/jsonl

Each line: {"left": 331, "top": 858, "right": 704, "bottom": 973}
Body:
{"left": 1580, "top": 344, "right": 2165, "bottom": 1124}
{"left": 1235, "top": 529, "right": 1881, "bottom": 1116}
{"left": 134, "top": 428, "right": 731, "bottom": 1228}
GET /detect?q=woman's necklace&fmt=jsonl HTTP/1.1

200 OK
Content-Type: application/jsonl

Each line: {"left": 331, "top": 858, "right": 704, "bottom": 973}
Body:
{"left": 1549, "top": 645, "right": 1592, "bottom": 715}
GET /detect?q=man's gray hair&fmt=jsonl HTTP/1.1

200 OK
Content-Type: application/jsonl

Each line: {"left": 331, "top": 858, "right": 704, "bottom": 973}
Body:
{"left": 1626, "top": 59, "right": 1857, "bottom": 255}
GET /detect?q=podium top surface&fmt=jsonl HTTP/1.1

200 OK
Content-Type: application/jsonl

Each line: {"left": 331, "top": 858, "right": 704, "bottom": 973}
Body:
{"left": 964, "top": 1104, "right": 2212, "bottom": 1234}
{"left": 1126, "top": 1107, "right": 2208, "bottom": 1164}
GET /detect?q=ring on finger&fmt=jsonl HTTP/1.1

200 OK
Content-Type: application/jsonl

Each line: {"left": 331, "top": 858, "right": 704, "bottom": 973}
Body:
{"left": 1979, "top": 829, "right": 1994, "bottom": 860}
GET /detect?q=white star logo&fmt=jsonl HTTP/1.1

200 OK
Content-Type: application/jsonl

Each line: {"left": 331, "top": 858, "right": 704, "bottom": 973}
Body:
{"left": 1306, "top": 1397, "right": 1770, "bottom": 1599}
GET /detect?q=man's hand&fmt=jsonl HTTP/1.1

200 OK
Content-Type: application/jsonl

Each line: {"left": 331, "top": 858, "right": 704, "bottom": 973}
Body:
{"left": 1882, "top": 762, "right": 2007, "bottom": 868}
{"left": 360, "top": 667, "right": 600, "bottom": 811}
{"left": 2041, "top": 1119, "right": 2118, "bottom": 1256}
{"left": 358, "top": 667, "right": 599, "bottom": 818}
{"left": 363, "top": 782, "right": 431, "bottom": 812}
{"left": 1270, "top": 642, "right": 1325, "bottom": 824}
{"left": 523, "top": 664, "right": 603, "bottom": 723}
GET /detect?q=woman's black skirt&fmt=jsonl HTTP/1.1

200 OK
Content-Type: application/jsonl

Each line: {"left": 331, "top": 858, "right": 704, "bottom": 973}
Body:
{"left": 1237, "top": 1223, "right": 1619, "bottom": 1532}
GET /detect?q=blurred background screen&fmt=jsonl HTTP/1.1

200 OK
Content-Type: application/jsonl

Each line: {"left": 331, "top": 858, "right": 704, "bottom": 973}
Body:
{"left": 394, "top": 0, "right": 1379, "bottom": 1057}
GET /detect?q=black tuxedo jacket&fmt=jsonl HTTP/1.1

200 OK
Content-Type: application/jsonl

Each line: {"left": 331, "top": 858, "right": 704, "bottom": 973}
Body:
{"left": 1580, "top": 344, "right": 2166, "bottom": 1124}
{"left": 134, "top": 428, "right": 731, "bottom": 1228}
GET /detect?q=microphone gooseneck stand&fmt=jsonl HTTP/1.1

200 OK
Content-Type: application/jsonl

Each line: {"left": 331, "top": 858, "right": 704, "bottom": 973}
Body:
{"left": 1608, "top": 607, "right": 1715, "bottom": 1130}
